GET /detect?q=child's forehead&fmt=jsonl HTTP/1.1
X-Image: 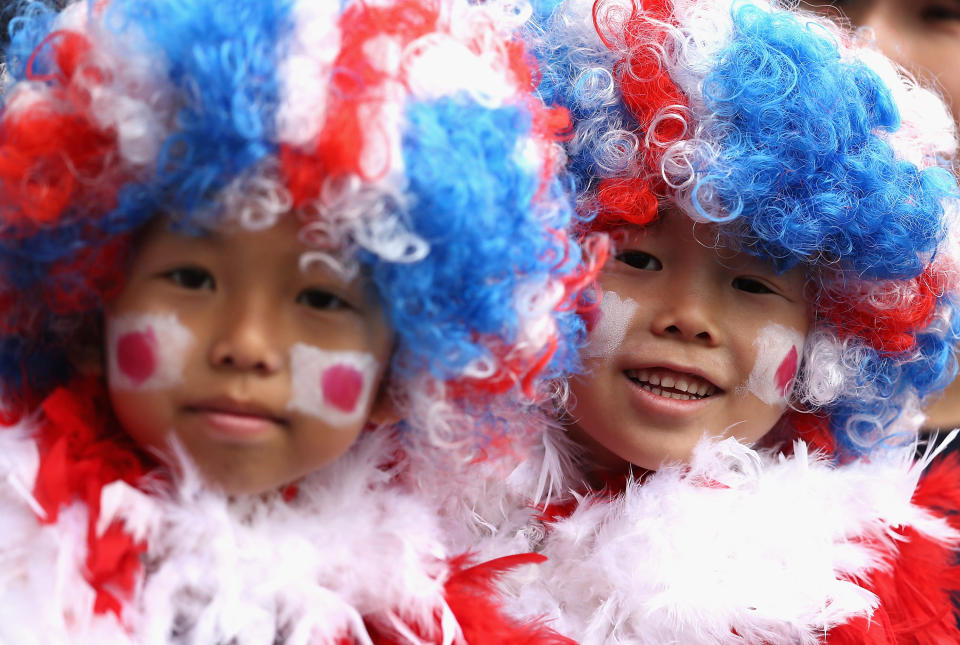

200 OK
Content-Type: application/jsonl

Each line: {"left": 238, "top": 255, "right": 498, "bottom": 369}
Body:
{"left": 614, "top": 212, "right": 807, "bottom": 274}
{"left": 137, "top": 213, "right": 358, "bottom": 279}
{"left": 612, "top": 212, "right": 729, "bottom": 257}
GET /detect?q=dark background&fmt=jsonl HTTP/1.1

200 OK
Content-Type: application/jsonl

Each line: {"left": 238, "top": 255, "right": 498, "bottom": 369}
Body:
{"left": 1, "top": 1, "right": 16, "bottom": 54}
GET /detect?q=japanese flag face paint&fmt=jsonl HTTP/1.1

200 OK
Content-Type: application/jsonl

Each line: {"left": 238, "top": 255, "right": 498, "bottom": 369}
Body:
{"left": 107, "top": 312, "right": 195, "bottom": 390}
{"left": 743, "top": 323, "right": 806, "bottom": 405}
{"left": 583, "top": 290, "right": 640, "bottom": 358}
{"left": 287, "top": 344, "right": 380, "bottom": 427}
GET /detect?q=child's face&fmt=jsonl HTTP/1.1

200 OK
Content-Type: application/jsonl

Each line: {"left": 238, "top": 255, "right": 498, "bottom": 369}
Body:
{"left": 567, "top": 212, "right": 810, "bottom": 472}
{"left": 802, "top": 0, "right": 960, "bottom": 127}
{"left": 104, "top": 215, "right": 394, "bottom": 494}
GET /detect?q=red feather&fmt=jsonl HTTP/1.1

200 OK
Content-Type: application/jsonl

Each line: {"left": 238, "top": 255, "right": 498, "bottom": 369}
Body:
{"left": 367, "top": 553, "right": 573, "bottom": 644}
{"left": 28, "top": 378, "right": 154, "bottom": 618}
{"left": 443, "top": 553, "right": 575, "bottom": 645}
{"left": 830, "top": 452, "right": 960, "bottom": 643}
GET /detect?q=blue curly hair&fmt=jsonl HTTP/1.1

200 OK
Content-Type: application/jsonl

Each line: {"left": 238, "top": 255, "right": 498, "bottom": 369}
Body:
{"left": 529, "top": 0, "right": 960, "bottom": 454}
{"left": 0, "top": 0, "right": 601, "bottom": 410}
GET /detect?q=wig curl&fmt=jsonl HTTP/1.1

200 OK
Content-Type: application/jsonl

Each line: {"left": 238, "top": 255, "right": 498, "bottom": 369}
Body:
{"left": 0, "top": 0, "right": 605, "bottom": 411}
{"left": 529, "top": 0, "right": 960, "bottom": 454}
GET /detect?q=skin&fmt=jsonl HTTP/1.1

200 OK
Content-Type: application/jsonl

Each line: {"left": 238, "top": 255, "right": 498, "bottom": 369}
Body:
{"left": 105, "top": 215, "right": 394, "bottom": 494}
{"left": 566, "top": 212, "right": 811, "bottom": 474}
{"left": 800, "top": 0, "right": 960, "bottom": 429}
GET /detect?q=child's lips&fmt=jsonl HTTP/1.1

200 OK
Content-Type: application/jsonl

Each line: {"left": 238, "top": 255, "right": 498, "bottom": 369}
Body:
{"left": 185, "top": 398, "right": 288, "bottom": 442}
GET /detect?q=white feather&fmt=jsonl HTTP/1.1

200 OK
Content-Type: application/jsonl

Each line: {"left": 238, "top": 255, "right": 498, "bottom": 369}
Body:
{"left": 129, "top": 430, "right": 455, "bottom": 644}
{"left": 496, "top": 436, "right": 958, "bottom": 644}
{"left": 0, "top": 423, "right": 135, "bottom": 644}
{"left": 0, "top": 421, "right": 462, "bottom": 644}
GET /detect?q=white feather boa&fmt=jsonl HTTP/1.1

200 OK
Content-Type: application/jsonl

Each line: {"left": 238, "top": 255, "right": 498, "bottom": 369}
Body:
{"left": 492, "top": 435, "right": 959, "bottom": 645}
{"left": 0, "top": 422, "right": 460, "bottom": 645}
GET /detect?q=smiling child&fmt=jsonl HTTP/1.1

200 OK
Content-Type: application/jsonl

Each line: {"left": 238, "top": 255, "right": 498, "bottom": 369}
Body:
{"left": 0, "top": 0, "right": 600, "bottom": 642}
{"left": 568, "top": 211, "right": 812, "bottom": 473}
{"left": 465, "top": 0, "right": 960, "bottom": 642}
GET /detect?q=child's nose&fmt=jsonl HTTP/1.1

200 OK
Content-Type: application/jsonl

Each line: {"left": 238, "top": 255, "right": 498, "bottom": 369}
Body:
{"left": 649, "top": 291, "right": 722, "bottom": 346}
{"left": 208, "top": 298, "right": 283, "bottom": 374}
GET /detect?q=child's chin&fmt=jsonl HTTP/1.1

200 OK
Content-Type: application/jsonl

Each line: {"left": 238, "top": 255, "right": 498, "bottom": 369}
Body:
{"left": 607, "top": 434, "right": 702, "bottom": 473}
{"left": 191, "top": 458, "right": 294, "bottom": 496}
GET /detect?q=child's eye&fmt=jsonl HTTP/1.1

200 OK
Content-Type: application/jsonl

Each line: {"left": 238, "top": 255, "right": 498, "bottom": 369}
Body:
{"left": 164, "top": 267, "right": 215, "bottom": 290}
{"left": 297, "top": 288, "right": 348, "bottom": 311}
{"left": 732, "top": 277, "right": 775, "bottom": 294}
{"left": 615, "top": 250, "right": 663, "bottom": 271}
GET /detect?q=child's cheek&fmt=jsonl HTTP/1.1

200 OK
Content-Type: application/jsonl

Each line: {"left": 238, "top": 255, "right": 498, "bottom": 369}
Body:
{"left": 286, "top": 343, "right": 378, "bottom": 427}
{"left": 107, "top": 313, "right": 195, "bottom": 390}
{"left": 742, "top": 323, "right": 805, "bottom": 405}
{"left": 582, "top": 290, "right": 639, "bottom": 358}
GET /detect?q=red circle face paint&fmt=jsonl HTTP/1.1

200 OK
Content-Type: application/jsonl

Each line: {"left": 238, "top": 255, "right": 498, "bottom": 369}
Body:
{"left": 108, "top": 313, "right": 195, "bottom": 391}
{"left": 320, "top": 364, "right": 365, "bottom": 413}
{"left": 288, "top": 344, "right": 378, "bottom": 425}
{"left": 116, "top": 329, "right": 158, "bottom": 385}
{"left": 774, "top": 345, "right": 799, "bottom": 397}
{"left": 745, "top": 324, "right": 806, "bottom": 405}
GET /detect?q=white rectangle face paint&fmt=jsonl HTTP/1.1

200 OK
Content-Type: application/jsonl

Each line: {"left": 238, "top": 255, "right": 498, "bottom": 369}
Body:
{"left": 743, "top": 323, "right": 806, "bottom": 405}
{"left": 107, "top": 312, "right": 195, "bottom": 390}
{"left": 582, "top": 290, "right": 639, "bottom": 358}
{"left": 287, "top": 343, "right": 379, "bottom": 428}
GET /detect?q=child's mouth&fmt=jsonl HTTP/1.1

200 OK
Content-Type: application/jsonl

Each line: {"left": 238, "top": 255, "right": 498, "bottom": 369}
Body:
{"left": 185, "top": 397, "right": 289, "bottom": 442}
{"left": 624, "top": 368, "right": 719, "bottom": 401}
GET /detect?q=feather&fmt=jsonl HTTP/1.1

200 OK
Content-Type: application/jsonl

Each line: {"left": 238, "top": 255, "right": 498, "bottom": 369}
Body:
{"left": 498, "top": 437, "right": 960, "bottom": 645}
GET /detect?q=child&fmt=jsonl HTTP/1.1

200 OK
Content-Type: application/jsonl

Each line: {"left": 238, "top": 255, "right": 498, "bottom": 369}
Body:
{"left": 0, "top": 0, "right": 600, "bottom": 642}
{"left": 466, "top": 0, "right": 960, "bottom": 642}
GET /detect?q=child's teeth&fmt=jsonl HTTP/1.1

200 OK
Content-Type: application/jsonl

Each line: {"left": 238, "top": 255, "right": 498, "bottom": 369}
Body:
{"left": 629, "top": 369, "right": 718, "bottom": 400}
{"left": 638, "top": 382, "right": 696, "bottom": 401}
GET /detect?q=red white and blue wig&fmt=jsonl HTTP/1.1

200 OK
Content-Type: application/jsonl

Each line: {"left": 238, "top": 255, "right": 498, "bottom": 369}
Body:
{"left": 0, "top": 0, "right": 602, "bottom": 414}
{"left": 529, "top": 0, "right": 960, "bottom": 455}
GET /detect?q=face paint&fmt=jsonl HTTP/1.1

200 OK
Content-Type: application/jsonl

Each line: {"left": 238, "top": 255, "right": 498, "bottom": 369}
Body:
{"left": 774, "top": 346, "right": 799, "bottom": 398}
{"left": 116, "top": 329, "right": 158, "bottom": 385}
{"left": 287, "top": 343, "right": 378, "bottom": 427}
{"left": 743, "top": 323, "right": 805, "bottom": 405}
{"left": 107, "top": 313, "right": 195, "bottom": 390}
{"left": 321, "top": 363, "right": 366, "bottom": 413}
{"left": 582, "top": 290, "right": 639, "bottom": 358}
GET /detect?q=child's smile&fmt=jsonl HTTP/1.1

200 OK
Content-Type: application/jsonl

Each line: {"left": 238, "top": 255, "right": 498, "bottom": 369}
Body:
{"left": 567, "top": 212, "right": 811, "bottom": 472}
{"left": 624, "top": 366, "right": 719, "bottom": 401}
